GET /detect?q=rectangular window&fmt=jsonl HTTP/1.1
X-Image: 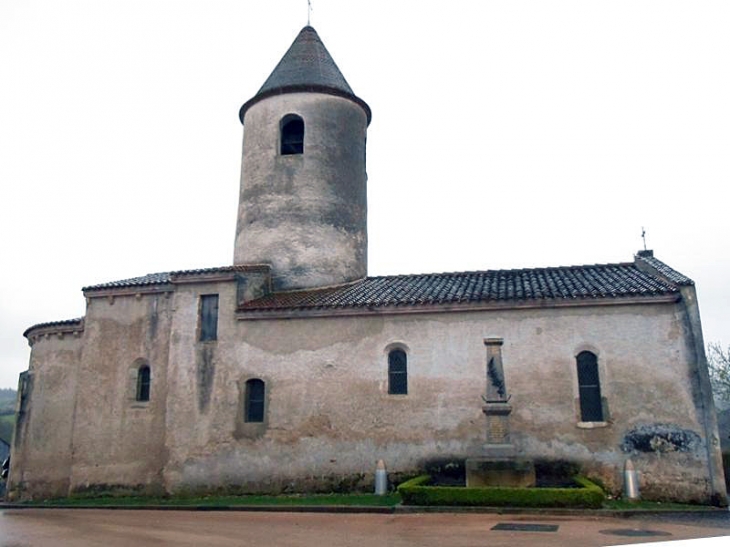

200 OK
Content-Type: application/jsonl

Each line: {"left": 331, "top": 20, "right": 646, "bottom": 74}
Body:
{"left": 199, "top": 294, "right": 219, "bottom": 341}
{"left": 136, "top": 365, "right": 151, "bottom": 402}
{"left": 245, "top": 379, "right": 265, "bottom": 423}
{"left": 388, "top": 349, "right": 408, "bottom": 395}
{"left": 577, "top": 351, "right": 604, "bottom": 422}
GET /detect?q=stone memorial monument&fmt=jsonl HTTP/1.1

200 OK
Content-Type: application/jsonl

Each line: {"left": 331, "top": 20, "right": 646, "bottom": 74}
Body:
{"left": 465, "top": 338, "right": 536, "bottom": 487}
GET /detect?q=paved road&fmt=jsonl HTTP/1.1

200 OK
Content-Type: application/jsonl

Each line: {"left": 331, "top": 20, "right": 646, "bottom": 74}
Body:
{"left": 1, "top": 509, "right": 729, "bottom": 547}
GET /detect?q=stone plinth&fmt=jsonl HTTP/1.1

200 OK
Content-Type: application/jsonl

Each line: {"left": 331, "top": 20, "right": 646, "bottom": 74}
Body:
{"left": 482, "top": 403, "right": 512, "bottom": 444}
{"left": 465, "top": 457, "right": 536, "bottom": 488}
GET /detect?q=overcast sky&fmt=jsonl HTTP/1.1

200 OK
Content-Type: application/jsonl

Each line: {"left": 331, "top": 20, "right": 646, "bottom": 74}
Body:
{"left": 1, "top": 0, "right": 729, "bottom": 389}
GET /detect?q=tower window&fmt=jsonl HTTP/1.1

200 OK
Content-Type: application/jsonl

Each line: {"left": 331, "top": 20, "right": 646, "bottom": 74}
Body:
{"left": 245, "top": 379, "right": 265, "bottom": 422}
{"left": 388, "top": 349, "right": 408, "bottom": 395}
{"left": 199, "top": 294, "right": 219, "bottom": 341}
{"left": 136, "top": 365, "right": 151, "bottom": 402}
{"left": 577, "top": 351, "right": 603, "bottom": 422}
{"left": 280, "top": 114, "right": 304, "bottom": 155}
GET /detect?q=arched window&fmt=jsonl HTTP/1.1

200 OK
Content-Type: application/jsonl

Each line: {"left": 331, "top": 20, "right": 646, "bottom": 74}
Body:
{"left": 280, "top": 114, "right": 304, "bottom": 155}
{"left": 136, "top": 365, "right": 151, "bottom": 402}
{"left": 245, "top": 379, "right": 265, "bottom": 422}
{"left": 388, "top": 349, "right": 408, "bottom": 395}
{"left": 577, "top": 351, "right": 603, "bottom": 422}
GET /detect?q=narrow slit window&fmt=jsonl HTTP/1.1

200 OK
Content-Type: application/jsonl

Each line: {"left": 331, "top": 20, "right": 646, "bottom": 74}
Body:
{"left": 136, "top": 365, "right": 151, "bottom": 402}
{"left": 199, "top": 294, "right": 219, "bottom": 341}
{"left": 388, "top": 349, "right": 408, "bottom": 395}
{"left": 577, "top": 351, "right": 603, "bottom": 422}
{"left": 245, "top": 379, "right": 265, "bottom": 423}
{"left": 280, "top": 115, "right": 304, "bottom": 155}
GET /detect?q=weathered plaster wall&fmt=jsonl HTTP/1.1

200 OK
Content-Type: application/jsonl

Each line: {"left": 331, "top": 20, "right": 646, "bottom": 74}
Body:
{"left": 160, "top": 280, "right": 719, "bottom": 502}
{"left": 12, "top": 278, "right": 722, "bottom": 503}
{"left": 234, "top": 93, "right": 368, "bottom": 290}
{"left": 7, "top": 331, "right": 81, "bottom": 499}
{"left": 68, "top": 292, "right": 172, "bottom": 495}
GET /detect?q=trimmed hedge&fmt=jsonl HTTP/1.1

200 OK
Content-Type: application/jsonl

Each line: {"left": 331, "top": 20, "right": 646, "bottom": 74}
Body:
{"left": 397, "top": 475, "right": 604, "bottom": 508}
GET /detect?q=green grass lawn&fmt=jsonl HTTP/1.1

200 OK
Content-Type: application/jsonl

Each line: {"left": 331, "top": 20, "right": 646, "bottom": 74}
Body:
{"left": 601, "top": 499, "right": 720, "bottom": 511}
{"left": 25, "top": 493, "right": 721, "bottom": 511}
{"left": 33, "top": 493, "right": 402, "bottom": 507}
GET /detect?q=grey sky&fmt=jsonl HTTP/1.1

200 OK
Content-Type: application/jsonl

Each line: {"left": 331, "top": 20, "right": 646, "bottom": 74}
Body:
{"left": 1, "top": 0, "right": 729, "bottom": 388}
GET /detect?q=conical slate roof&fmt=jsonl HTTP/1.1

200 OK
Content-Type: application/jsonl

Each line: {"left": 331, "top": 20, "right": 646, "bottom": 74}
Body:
{"left": 239, "top": 26, "right": 371, "bottom": 124}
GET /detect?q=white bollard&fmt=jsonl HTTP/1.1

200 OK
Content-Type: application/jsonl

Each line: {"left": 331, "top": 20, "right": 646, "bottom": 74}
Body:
{"left": 623, "top": 458, "right": 640, "bottom": 501}
{"left": 374, "top": 459, "right": 388, "bottom": 495}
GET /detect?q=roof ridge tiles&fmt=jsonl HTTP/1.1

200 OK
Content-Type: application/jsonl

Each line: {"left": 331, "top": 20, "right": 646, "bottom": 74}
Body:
{"left": 366, "top": 261, "right": 637, "bottom": 280}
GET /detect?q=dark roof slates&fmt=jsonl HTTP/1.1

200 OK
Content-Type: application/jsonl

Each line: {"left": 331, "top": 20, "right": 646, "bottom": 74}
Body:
{"left": 241, "top": 261, "right": 681, "bottom": 312}
{"left": 240, "top": 26, "right": 371, "bottom": 124}
{"left": 80, "top": 257, "right": 686, "bottom": 312}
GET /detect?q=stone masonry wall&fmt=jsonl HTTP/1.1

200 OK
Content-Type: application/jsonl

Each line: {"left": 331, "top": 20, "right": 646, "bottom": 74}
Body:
{"left": 7, "top": 330, "right": 81, "bottom": 500}
{"left": 68, "top": 292, "right": 172, "bottom": 496}
{"left": 11, "top": 278, "right": 723, "bottom": 503}
{"left": 161, "top": 280, "right": 720, "bottom": 502}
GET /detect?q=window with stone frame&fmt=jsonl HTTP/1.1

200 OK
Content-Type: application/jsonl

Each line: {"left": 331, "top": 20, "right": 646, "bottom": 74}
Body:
{"left": 199, "top": 294, "right": 219, "bottom": 341}
{"left": 577, "top": 351, "right": 603, "bottom": 422}
{"left": 280, "top": 114, "right": 304, "bottom": 155}
{"left": 388, "top": 349, "right": 408, "bottom": 395}
{"left": 245, "top": 378, "right": 265, "bottom": 423}
{"left": 136, "top": 364, "right": 151, "bottom": 402}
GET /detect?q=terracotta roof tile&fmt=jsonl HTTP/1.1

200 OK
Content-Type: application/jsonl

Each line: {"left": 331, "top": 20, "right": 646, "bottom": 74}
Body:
{"left": 82, "top": 265, "right": 269, "bottom": 292}
{"left": 23, "top": 317, "right": 83, "bottom": 338}
{"left": 635, "top": 254, "right": 694, "bottom": 286}
{"left": 240, "top": 262, "right": 681, "bottom": 312}
{"left": 79, "top": 258, "right": 688, "bottom": 312}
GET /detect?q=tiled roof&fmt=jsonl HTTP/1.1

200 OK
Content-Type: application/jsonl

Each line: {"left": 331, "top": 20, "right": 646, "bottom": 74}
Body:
{"left": 80, "top": 257, "right": 689, "bottom": 312}
{"left": 239, "top": 26, "right": 371, "bottom": 123}
{"left": 83, "top": 265, "right": 269, "bottom": 292}
{"left": 84, "top": 271, "right": 172, "bottom": 291}
{"left": 239, "top": 262, "right": 682, "bottom": 312}
{"left": 636, "top": 254, "right": 694, "bottom": 286}
{"left": 23, "top": 317, "right": 83, "bottom": 338}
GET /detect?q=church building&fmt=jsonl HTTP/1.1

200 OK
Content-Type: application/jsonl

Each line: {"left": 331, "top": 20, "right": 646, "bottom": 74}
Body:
{"left": 7, "top": 26, "right": 726, "bottom": 504}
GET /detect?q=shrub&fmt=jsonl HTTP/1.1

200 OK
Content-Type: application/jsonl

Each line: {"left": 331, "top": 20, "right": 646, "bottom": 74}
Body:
{"left": 397, "top": 475, "right": 604, "bottom": 508}
{"left": 423, "top": 458, "right": 466, "bottom": 486}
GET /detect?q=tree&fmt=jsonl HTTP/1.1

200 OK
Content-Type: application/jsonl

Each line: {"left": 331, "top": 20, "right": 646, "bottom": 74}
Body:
{"left": 707, "top": 342, "right": 730, "bottom": 407}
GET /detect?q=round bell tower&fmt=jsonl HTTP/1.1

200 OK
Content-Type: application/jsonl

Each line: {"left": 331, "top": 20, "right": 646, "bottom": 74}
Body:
{"left": 234, "top": 26, "right": 371, "bottom": 291}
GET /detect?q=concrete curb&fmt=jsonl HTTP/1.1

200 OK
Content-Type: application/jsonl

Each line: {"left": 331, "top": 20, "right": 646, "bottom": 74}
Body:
{"left": 1, "top": 503, "right": 726, "bottom": 517}
{"left": 0, "top": 503, "right": 396, "bottom": 514}
{"left": 393, "top": 505, "right": 728, "bottom": 518}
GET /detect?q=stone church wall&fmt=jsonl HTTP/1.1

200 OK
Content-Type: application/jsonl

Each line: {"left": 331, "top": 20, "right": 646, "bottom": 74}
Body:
{"left": 8, "top": 329, "right": 81, "bottom": 499}
{"left": 9, "top": 279, "right": 721, "bottom": 503}
{"left": 158, "top": 281, "right": 716, "bottom": 502}
{"left": 234, "top": 93, "right": 369, "bottom": 290}
{"left": 68, "top": 291, "right": 172, "bottom": 496}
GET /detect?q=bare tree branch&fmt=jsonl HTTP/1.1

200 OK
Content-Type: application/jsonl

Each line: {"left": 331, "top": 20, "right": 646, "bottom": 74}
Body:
{"left": 707, "top": 342, "right": 730, "bottom": 406}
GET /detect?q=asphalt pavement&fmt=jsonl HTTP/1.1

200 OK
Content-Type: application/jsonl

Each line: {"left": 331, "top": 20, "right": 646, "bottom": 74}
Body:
{"left": 1, "top": 508, "right": 730, "bottom": 546}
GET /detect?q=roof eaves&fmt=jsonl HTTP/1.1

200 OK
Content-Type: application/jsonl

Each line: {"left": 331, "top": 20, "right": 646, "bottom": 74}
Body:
{"left": 23, "top": 317, "right": 84, "bottom": 339}
{"left": 82, "top": 272, "right": 172, "bottom": 292}
{"left": 237, "top": 292, "right": 681, "bottom": 319}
